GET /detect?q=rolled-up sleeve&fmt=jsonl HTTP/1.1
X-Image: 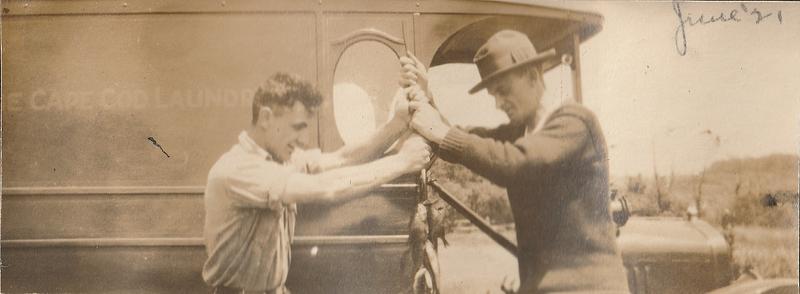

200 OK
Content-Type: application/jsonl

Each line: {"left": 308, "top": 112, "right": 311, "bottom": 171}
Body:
{"left": 225, "top": 160, "right": 293, "bottom": 209}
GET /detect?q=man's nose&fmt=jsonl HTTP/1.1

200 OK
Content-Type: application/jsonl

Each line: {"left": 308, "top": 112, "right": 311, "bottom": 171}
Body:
{"left": 295, "top": 137, "right": 310, "bottom": 149}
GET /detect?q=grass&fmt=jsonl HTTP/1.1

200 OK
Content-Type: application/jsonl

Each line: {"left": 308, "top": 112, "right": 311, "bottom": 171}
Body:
{"left": 731, "top": 225, "right": 799, "bottom": 280}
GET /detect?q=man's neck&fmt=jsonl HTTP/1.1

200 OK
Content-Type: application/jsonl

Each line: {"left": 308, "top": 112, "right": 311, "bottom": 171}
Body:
{"left": 525, "top": 106, "right": 546, "bottom": 131}
{"left": 245, "top": 127, "right": 264, "bottom": 148}
{"left": 245, "top": 127, "right": 279, "bottom": 160}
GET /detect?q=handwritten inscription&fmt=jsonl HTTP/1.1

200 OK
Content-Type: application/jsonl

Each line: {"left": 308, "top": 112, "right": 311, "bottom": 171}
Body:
{"left": 674, "top": 1, "right": 784, "bottom": 56}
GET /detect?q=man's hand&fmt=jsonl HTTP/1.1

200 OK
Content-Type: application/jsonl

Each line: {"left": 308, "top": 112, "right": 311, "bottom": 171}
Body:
{"left": 399, "top": 52, "right": 436, "bottom": 108}
{"left": 409, "top": 101, "right": 450, "bottom": 145}
{"left": 397, "top": 135, "right": 432, "bottom": 172}
{"left": 500, "top": 276, "right": 518, "bottom": 294}
{"left": 389, "top": 88, "right": 412, "bottom": 125}
{"left": 405, "top": 85, "right": 429, "bottom": 104}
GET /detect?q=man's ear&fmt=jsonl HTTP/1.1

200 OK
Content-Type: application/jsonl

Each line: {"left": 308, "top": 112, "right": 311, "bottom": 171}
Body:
{"left": 538, "top": 68, "right": 546, "bottom": 90}
{"left": 528, "top": 66, "right": 545, "bottom": 89}
{"left": 536, "top": 67, "right": 544, "bottom": 83}
{"left": 257, "top": 106, "right": 273, "bottom": 128}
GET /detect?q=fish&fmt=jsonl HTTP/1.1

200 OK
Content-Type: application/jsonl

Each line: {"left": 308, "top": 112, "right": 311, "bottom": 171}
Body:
{"left": 408, "top": 203, "right": 430, "bottom": 269}
{"left": 424, "top": 197, "right": 449, "bottom": 249}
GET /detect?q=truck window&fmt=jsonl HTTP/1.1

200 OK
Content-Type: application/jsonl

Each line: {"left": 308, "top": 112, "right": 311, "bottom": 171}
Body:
{"left": 427, "top": 62, "right": 574, "bottom": 128}
{"left": 332, "top": 40, "right": 401, "bottom": 144}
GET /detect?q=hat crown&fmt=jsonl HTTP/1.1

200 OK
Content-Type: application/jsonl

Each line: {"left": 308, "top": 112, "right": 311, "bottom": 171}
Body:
{"left": 468, "top": 30, "right": 555, "bottom": 94}
{"left": 473, "top": 30, "right": 538, "bottom": 64}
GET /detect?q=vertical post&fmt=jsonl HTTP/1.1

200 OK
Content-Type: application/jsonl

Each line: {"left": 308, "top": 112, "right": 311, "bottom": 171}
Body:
{"left": 315, "top": 8, "right": 329, "bottom": 151}
{"left": 418, "top": 169, "right": 428, "bottom": 203}
{"left": 571, "top": 33, "right": 583, "bottom": 104}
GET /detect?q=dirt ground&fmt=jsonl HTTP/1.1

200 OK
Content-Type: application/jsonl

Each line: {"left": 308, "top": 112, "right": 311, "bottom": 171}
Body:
{"left": 438, "top": 227, "right": 519, "bottom": 294}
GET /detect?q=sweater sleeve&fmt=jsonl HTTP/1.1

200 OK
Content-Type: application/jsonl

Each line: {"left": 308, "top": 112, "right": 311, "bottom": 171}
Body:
{"left": 438, "top": 112, "right": 590, "bottom": 187}
{"left": 465, "top": 123, "right": 525, "bottom": 142}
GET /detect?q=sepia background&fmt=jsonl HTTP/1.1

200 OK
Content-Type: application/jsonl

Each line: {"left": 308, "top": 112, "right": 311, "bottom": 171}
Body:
{"left": 1, "top": 1, "right": 798, "bottom": 293}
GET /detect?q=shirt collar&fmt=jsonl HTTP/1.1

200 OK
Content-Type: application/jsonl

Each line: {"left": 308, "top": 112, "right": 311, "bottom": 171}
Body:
{"left": 238, "top": 131, "right": 272, "bottom": 160}
{"left": 528, "top": 110, "right": 551, "bottom": 135}
{"left": 526, "top": 99, "right": 574, "bottom": 136}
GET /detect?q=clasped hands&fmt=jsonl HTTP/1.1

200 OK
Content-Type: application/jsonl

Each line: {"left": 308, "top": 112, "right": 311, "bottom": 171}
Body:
{"left": 398, "top": 53, "right": 451, "bottom": 145}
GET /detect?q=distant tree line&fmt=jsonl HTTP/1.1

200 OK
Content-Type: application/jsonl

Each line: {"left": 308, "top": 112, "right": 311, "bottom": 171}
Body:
{"left": 428, "top": 160, "right": 514, "bottom": 231}
{"left": 617, "top": 153, "right": 798, "bottom": 228}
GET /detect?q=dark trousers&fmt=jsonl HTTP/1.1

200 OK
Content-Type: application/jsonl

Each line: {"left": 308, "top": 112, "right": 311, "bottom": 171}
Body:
{"left": 213, "top": 285, "right": 289, "bottom": 294}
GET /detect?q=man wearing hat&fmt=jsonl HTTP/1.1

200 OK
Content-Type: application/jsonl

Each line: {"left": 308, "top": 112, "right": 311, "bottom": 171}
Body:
{"left": 401, "top": 30, "right": 629, "bottom": 293}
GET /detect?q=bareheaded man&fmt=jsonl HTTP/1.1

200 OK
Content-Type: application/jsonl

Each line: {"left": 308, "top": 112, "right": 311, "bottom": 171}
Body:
{"left": 203, "top": 73, "right": 430, "bottom": 294}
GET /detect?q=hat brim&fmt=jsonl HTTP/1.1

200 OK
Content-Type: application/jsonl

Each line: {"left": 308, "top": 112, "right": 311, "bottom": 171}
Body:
{"left": 468, "top": 49, "right": 558, "bottom": 94}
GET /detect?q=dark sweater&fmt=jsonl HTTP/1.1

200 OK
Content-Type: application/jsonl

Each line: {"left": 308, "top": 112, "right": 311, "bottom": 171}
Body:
{"left": 439, "top": 103, "right": 629, "bottom": 293}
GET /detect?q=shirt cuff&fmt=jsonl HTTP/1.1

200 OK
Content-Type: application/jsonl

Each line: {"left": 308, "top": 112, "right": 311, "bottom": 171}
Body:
{"left": 439, "top": 128, "right": 472, "bottom": 162}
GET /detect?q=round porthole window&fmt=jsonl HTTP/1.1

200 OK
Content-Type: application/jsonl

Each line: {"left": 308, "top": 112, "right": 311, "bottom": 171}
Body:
{"left": 332, "top": 41, "right": 401, "bottom": 144}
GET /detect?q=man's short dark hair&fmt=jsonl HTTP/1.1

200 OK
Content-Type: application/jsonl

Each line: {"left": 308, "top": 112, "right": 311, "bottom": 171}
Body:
{"left": 252, "top": 72, "right": 322, "bottom": 124}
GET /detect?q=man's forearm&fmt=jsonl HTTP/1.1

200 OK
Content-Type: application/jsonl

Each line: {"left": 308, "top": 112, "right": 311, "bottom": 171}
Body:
{"left": 283, "top": 154, "right": 411, "bottom": 204}
{"left": 318, "top": 119, "right": 409, "bottom": 171}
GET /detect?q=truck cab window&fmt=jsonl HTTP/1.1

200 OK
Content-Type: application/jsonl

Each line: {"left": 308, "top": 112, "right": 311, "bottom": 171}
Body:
{"left": 427, "top": 62, "right": 574, "bottom": 128}
{"left": 333, "top": 40, "right": 401, "bottom": 144}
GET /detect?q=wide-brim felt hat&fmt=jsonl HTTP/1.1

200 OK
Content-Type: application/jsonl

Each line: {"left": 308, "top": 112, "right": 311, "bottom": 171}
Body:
{"left": 469, "top": 30, "right": 557, "bottom": 94}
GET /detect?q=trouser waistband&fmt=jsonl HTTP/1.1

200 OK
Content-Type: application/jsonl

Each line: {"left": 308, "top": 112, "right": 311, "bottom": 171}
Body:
{"left": 213, "top": 285, "right": 289, "bottom": 294}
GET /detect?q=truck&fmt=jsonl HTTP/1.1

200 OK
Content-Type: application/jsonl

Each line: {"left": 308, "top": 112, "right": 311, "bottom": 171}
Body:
{"left": 2, "top": 0, "right": 796, "bottom": 293}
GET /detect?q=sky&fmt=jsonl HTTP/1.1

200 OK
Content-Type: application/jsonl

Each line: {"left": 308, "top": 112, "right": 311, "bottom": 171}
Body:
{"left": 429, "top": 1, "right": 800, "bottom": 176}
{"left": 578, "top": 2, "right": 800, "bottom": 176}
